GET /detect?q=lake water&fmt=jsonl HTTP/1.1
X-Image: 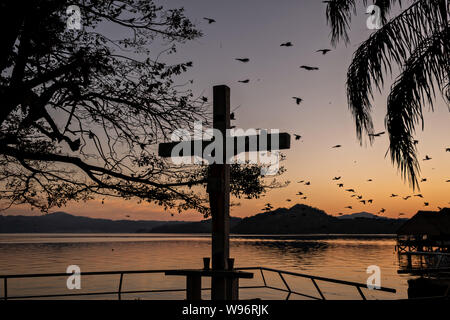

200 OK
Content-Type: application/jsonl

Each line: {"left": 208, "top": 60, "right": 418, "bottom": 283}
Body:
{"left": 0, "top": 234, "right": 414, "bottom": 300}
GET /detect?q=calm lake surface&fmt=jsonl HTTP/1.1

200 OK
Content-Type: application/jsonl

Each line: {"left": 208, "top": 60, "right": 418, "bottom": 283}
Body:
{"left": 0, "top": 234, "right": 414, "bottom": 300}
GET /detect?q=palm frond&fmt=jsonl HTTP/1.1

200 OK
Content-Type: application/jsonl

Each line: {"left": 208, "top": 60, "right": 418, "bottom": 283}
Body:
{"left": 326, "top": 0, "right": 357, "bottom": 46}
{"left": 386, "top": 25, "right": 449, "bottom": 189}
{"left": 374, "top": 0, "right": 403, "bottom": 24}
{"left": 326, "top": 0, "right": 402, "bottom": 46}
{"left": 346, "top": 0, "right": 445, "bottom": 142}
{"left": 444, "top": 78, "right": 450, "bottom": 105}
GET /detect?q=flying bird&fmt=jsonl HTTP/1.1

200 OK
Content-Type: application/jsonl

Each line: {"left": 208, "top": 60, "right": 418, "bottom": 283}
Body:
{"left": 424, "top": 202, "right": 429, "bottom": 206}
{"left": 390, "top": 194, "right": 398, "bottom": 197}
{"left": 294, "top": 134, "right": 302, "bottom": 140}
{"left": 423, "top": 155, "right": 432, "bottom": 161}
{"left": 332, "top": 177, "right": 341, "bottom": 180}
{"left": 296, "top": 192, "right": 304, "bottom": 196}
{"left": 332, "top": 145, "right": 342, "bottom": 148}
{"left": 230, "top": 112, "right": 236, "bottom": 120}
{"left": 292, "top": 97, "right": 303, "bottom": 105}
{"left": 297, "top": 180, "right": 304, "bottom": 183}
{"left": 316, "top": 49, "right": 331, "bottom": 55}
{"left": 345, "top": 206, "right": 352, "bottom": 209}
{"left": 235, "top": 58, "right": 249, "bottom": 63}
{"left": 337, "top": 183, "right": 344, "bottom": 188}
{"left": 414, "top": 194, "right": 424, "bottom": 198}
{"left": 346, "top": 189, "right": 355, "bottom": 192}
{"left": 420, "top": 178, "right": 427, "bottom": 182}
{"left": 203, "top": 17, "right": 216, "bottom": 24}
{"left": 286, "top": 199, "right": 292, "bottom": 202}
{"left": 280, "top": 42, "right": 293, "bottom": 47}
{"left": 360, "top": 200, "right": 366, "bottom": 205}
{"left": 357, "top": 195, "right": 363, "bottom": 200}
{"left": 368, "top": 200, "right": 373, "bottom": 204}
{"left": 446, "top": 148, "right": 450, "bottom": 152}
{"left": 403, "top": 196, "right": 411, "bottom": 200}
{"left": 446, "top": 180, "right": 450, "bottom": 182}
{"left": 238, "top": 79, "right": 250, "bottom": 83}
{"left": 367, "top": 179, "right": 373, "bottom": 182}
{"left": 305, "top": 181, "right": 311, "bottom": 186}
{"left": 300, "top": 65, "right": 319, "bottom": 71}
{"left": 379, "top": 208, "right": 386, "bottom": 214}
{"left": 413, "top": 140, "right": 419, "bottom": 145}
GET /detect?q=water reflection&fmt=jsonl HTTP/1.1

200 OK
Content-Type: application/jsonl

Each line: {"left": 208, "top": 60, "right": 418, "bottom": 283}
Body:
{"left": 0, "top": 234, "right": 413, "bottom": 299}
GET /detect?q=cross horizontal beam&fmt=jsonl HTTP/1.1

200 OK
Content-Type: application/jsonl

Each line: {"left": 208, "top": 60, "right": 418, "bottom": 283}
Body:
{"left": 158, "top": 132, "right": 291, "bottom": 158}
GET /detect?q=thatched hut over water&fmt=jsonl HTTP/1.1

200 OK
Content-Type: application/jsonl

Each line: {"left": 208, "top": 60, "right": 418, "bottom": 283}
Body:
{"left": 396, "top": 208, "right": 450, "bottom": 253}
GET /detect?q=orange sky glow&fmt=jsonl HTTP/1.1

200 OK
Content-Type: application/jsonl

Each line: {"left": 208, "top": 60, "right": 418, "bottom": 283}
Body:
{"left": 2, "top": 0, "right": 449, "bottom": 221}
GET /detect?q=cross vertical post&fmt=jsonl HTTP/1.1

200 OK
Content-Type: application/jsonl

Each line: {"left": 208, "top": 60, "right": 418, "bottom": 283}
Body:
{"left": 208, "top": 85, "right": 230, "bottom": 300}
{"left": 158, "top": 84, "right": 291, "bottom": 301}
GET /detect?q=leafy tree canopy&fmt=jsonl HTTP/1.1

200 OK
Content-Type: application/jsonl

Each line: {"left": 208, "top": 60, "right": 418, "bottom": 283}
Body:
{"left": 0, "top": 0, "right": 286, "bottom": 216}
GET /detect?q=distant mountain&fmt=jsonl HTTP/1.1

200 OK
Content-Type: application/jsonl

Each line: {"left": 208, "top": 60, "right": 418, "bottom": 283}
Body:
{"left": 148, "top": 217, "right": 242, "bottom": 233}
{"left": 0, "top": 205, "right": 408, "bottom": 234}
{"left": 232, "top": 204, "right": 331, "bottom": 234}
{"left": 337, "top": 212, "right": 387, "bottom": 219}
{"left": 231, "top": 204, "right": 405, "bottom": 234}
{"left": 0, "top": 211, "right": 180, "bottom": 233}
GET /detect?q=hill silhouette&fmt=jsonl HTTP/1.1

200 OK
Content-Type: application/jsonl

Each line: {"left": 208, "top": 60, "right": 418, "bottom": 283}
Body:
{"left": 148, "top": 217, "right": 242, "bottom": 233}
{"left": 0, "top": 212, "right": 179, "bottom": 233}
{"left": 0, "top": 205, "right": 407, "bottom": 234}
{"left": 231, "top": 204, "right": 405, "bottom": 234}
{"left": 337, "top": 212, "right": 387, "bottom": 220}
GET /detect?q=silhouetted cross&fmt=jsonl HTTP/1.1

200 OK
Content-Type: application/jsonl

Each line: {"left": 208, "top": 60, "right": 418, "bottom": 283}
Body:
{"left": 158, "top": 85, "right": 290, "bottom": 299}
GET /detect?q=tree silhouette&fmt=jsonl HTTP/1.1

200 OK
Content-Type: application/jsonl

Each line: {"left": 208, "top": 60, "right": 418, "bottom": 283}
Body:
{"left": 326, "top": 0, "right": 449, "bottom": 189}
{"left": 0, "top": 0, "right": 284, "bottom": 216}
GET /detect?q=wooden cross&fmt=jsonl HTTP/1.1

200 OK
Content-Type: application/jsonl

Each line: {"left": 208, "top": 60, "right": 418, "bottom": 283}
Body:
{"left": 159, "top": 85, "right": 290, "bottom": 300}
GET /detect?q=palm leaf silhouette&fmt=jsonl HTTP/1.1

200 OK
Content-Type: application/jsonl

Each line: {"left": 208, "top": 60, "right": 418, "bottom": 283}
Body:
{"left": 326, "top": 0, "right": 449, "bottom": 189}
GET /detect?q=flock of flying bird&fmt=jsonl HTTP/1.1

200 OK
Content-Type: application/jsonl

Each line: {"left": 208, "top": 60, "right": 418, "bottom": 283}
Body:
{"left": 203, "top": 17, "right": 325, "bottom": 91}
{"left": 285, "top": 143, "right": 449, "bottom": 216}
{"left": 201, "top": 17, "right": 449, "bottom": 218}
{"left": 234, "top": 43, "right": 324, "bottom": 87}
{"left": 205, "top": 19, "right": 330, "bottom": 139}
{"left": 280, "top": 143, "right": 450, "bottom": 217}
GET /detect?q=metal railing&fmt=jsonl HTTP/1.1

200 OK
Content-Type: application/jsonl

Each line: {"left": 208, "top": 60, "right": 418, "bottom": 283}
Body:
{"left": 236, "top": 267, "right": 396, "bottom": 300}
{"left": 0, "top": 266, "right": 396, "bottom": 300}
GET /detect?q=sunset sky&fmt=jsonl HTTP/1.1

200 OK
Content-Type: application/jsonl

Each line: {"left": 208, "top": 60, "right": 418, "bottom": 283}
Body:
{"left": 3, "top": 0, "right": 449, "bottom": 221}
